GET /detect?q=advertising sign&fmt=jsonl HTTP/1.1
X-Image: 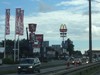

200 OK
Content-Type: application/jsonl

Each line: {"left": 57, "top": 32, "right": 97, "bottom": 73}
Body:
{"left": 29, "top": 33, "right": 35, "bottom": 42}
{"left": 28, "top": 23, "right": 37, "bottom": 33}
{"left": 15, "top": 8, "right": 21, "bottom": 34}
{"left": 19, "top": 10, "right": 24, "bottom": 35}
{"left": 5, "top": 9, "right": 10, "bottom": 35}
{"left": 33, "top": 34, "right": 43, "bottom": 47}
{"left": 60, "top": 24, "right": 67, "bottom": 32}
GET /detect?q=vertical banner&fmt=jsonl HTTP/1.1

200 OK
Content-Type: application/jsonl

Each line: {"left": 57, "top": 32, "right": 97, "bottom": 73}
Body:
{"left": 28, "top": 23, "right": 37, "bottom": 33}
{"left": 15, "top": 8, "right": 21, "bottom": 35}
{"left": 19, "top": 10, "right": 24, "bottom": 35}
{"left": 5, "top": 9, "right": 10, "bottom": 35}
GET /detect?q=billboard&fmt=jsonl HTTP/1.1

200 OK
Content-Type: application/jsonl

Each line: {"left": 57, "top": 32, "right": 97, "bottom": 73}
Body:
{"left": 60, "top": 24, "right": 67, "bottom": 32}
{"left": 29, "top": 33, "right": 35, "bottom": 42}
{"left": 33, "top": 34, "right": 43, "bottom": 47}
{"left": 28, "top": 23, "right": 37, "bottom": 33}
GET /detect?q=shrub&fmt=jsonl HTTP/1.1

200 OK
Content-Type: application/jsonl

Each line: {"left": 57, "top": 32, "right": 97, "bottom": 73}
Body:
{"left": 2, "top": 58, "right": 14, "bottom": 64}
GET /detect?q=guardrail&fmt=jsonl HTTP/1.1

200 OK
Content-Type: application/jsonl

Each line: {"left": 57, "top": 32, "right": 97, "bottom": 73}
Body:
{"left": 52, "top": 62, "right": 100, "bottom": 75}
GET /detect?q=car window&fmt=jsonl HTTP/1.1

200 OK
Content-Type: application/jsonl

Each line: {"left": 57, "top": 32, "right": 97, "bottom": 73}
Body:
{"left": 20, "top": 59, "right": 34, "bottom": 64}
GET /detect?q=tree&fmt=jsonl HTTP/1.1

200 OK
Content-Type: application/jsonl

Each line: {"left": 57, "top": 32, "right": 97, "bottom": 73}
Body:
{"left": 66, "top": 38, "right": 74, "bottom": 56}
{"left": 73, "top": 50, "right": 82, "bottom": 58}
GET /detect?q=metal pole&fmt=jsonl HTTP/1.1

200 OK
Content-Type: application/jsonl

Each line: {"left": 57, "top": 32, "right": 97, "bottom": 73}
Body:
{"left": 18, "top": 35, "right": 20, "bottom": 61}
{"left": 14, "top": 35, "right": 16, "bottom": 62}
{"left": 26, "top": 27, "right": 28, "bottom": 41}
{"left": 89, "top": 0, "right": 92, "bottom": 63}
{"left": 4, "top": 24, "right": 6, "bottom": 58}
{"left": 4, "top": 38, "right": 6, "bottom": 58}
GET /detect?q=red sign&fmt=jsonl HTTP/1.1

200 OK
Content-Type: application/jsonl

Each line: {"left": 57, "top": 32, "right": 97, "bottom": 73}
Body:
{"left": 19, "top": 10, "right": 24, "bottom": 35}
{"left": 29, "top": 33, "right": 35, "bottom": 41}
{"left": 15, "top": 8, "right": 21, "bottom": 35}
{"left": 60, "top": 24, "right": 67, "bottom": 32}
{"left": 5, "top": 9, "right": 10, "bottom": 35}
{"left": 28, "top": 23, "right": 37, "bottom": 32}
{"left": 33, "top": 34, "right": 43, "bottom": 47}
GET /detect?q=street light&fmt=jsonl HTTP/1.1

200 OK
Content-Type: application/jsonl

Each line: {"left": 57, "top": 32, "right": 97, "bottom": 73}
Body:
{"left": 88, "top": 0, "right": 92, "bottom": 63}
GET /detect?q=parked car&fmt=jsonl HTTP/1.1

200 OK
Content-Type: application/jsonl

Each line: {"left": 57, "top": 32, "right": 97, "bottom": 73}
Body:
{"left": 17, "top": 58, "right": 41, "bottom": 74}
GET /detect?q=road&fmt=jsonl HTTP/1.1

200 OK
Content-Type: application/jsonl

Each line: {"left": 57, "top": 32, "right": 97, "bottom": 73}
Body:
{"left": 5, "top": 65, "right": 68, "bottom": 75}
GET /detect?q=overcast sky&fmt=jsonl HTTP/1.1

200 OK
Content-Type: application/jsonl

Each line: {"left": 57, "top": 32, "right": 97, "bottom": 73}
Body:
{"left": 0, "top": 0, "right": 100, "bottom": 53}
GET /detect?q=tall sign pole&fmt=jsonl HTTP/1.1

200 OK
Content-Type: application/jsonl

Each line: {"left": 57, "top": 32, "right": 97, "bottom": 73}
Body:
{"left": 89, "top": 0, "right": 92, "bottom": 63}
{"left": 28, "top": 23, "right": 37, "bottom": 55}
{"left": 60, "top": 24, "right": 67, "bottom": 53}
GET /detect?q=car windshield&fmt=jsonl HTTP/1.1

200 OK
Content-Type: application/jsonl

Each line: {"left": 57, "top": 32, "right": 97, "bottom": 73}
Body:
{"left": 20, "top": 59, "right": 34, "bottom": 64}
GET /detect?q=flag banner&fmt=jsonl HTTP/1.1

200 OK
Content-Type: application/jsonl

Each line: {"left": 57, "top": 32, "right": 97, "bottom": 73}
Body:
{"left": 28, "top": 23, "right": 37, "bottom": 33}
{"left": 5, "top": 9, "right": 10, "bottom": 35}
{"left": 19, "top": 10, "right": 24, "bottom": 35}
{"left": 15, "top": 8, "right": 21, "bottom": 35}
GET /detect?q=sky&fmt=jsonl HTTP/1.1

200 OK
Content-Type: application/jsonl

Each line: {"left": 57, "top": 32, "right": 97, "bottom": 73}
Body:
{"left": 0, "top": 0, "right": 100, "bottom": 54}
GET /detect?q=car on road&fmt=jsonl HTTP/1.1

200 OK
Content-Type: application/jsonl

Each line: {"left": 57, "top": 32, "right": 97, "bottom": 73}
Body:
{"left": 74, "top": 58, "right": 82, "bottom": 65}
{"left": 67, "top": 57, "right": 75, "bottom": 65}
{"left": 17, "top": 58, "right": 41, "bottom": 74}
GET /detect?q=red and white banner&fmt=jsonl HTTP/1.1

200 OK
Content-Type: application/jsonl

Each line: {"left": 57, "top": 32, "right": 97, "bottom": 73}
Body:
{"left": 15, "top": 8, "right": 21, "bottom": 35}
{"left": 19, "top": 10, "right": 24, "bottom": 35}
{"left": 5, "top": 9, "right": 10, "bottom": 35}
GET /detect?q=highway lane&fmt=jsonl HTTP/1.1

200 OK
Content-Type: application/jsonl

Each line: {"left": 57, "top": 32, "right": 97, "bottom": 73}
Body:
{"left": 5, "top": 65, "right": 72, "bottom": 75}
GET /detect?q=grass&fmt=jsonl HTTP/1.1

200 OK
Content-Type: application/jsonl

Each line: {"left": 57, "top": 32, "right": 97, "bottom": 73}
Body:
{"left": 0, "top": 70, "right": 16, "bottom": 74}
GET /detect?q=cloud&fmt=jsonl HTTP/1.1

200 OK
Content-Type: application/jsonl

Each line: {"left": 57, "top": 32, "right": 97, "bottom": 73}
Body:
{"left": 37, "top": 0, "right": 55, "bottom": 12}
{"left": 0, "top": 9, "right": 89, "bottom": 42}
{"left": 2, "top": 1, "right": 11, "bottom": 5}
{"left": 85, "top": 25, "right": 100, "bottom": 37}
{"left": 56, "top": 0, "right": 87, "bottom": 6}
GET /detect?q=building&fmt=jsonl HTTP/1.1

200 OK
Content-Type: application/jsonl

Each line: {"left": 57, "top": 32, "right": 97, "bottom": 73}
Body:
{"left": 85, "top": 50, "right": 100, "bottom": 58}
{"left": 52, "top": 45, "right": 61, "bottom": 52}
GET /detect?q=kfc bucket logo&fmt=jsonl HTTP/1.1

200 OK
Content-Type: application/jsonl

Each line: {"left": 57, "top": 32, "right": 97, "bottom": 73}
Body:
{"left": 28, "top": 23, "right": 37, "bottom": 32}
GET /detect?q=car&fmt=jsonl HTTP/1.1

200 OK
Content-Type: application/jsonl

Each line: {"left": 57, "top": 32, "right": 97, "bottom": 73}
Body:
{"left": 67, "top": 57, "right": 75, "bottom": 65}
{"left": 74, "top": 58, "right": 82, "bottom": 65}
{"left": 17, "top": 58, "right": 41, "bottom": 74}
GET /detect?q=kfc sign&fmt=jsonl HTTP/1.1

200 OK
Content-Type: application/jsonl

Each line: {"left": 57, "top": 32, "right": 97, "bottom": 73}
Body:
{"left": 28, "top": 23, "right": 37, "bottom": 32}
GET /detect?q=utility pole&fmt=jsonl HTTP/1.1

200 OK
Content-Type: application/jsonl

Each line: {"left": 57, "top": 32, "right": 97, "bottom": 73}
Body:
{"left": 89, "top": 0, "right": 92, "bottom": 63}
{"left": 26, "top": 27, "right": 28, "bottom": 41}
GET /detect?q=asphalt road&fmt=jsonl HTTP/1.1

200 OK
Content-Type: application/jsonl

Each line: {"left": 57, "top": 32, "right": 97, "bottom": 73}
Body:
{"left": 5, "top": 65, "right": 67, "bottom": 75}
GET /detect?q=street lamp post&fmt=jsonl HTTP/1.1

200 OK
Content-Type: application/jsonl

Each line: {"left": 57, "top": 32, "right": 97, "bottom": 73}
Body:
{"left": 26, "top": 27, "right": 29, "bottom": 41}
{"left": 89, "top": 0, "right": 92, "bottom": 63}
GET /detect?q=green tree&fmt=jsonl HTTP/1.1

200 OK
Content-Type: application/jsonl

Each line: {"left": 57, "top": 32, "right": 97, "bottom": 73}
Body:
{"left": 66, "top": 38, "right": 74, "bottom": 56}
{"left": 73, "top": 50, "right": 82, "bottom": 57}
